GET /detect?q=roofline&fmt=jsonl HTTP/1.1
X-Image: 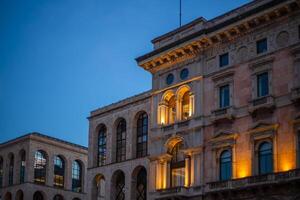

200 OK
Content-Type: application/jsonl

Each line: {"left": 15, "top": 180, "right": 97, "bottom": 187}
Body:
{"left": 136, "top": 0, "right": 286, "bottom": 63}
{"left": 0, "top": 132, "right": 88, "bottom": 150}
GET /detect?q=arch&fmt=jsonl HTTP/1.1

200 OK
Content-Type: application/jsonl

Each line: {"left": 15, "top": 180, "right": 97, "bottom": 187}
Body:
{"left": 176, "top": 85, "right": 192, "bottom": 121}
{"left": 164, "top": 135, "right": 185, "bottom": 153}
{"left": 54, "top": 155, "right": 65, "bottom": 188}
{"left": 19, "top": 149, "right": 26, "bottom": 184}
{"left": 8, "top": 153, "right": 14, "bottom": 186}
{"left": 72, "top": 160, "right": 83, "bottom": 192}
{"left": 176, "top": 85, "right": 191, "bottom": 98}
{"left": 33, "top": 191, "right": 44, "bottom": 200}
{"left": 131, "top": 166, "right": 147, "bottom": 200}
{"left": 161, "top": 90, "right": 175, "bottom": 102}
{"left": 111, "top": 170, "right": 125, "bottom": 200}
{"left": 97, "top": 124, "right": 107, "bottom": 166}
{"left": 53, "top": 194, "right": 64, "bottom": 200}
{"left": 15, "top": 190, "right": 24, "bottom": 200}
{"left": 34, "top": 150, "right": 47, "bottom": 184}
{"left": 116, "top": 118, "right": 126, "bottom": 162}
{"left": 135, "top": 111, "right": 148, "bottom": 158}
{"left": 4, "top": 192, "right": 12, "bottom": 200}
{"left": 0, "top": 156, "right": 3, "bottom": 187}
{"left": 258, "top": 142, "right": 273, "bottom": 175}
{"left": 219, "top": 150, "right": 232, "bottom": 181}
{"left": 93, "top": 174, "right": 106, "bottom": 200}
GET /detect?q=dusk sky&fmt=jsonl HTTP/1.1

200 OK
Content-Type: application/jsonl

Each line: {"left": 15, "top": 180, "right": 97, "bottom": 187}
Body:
{"left": 0, "top": 0, "right": 250, "bottom": 147}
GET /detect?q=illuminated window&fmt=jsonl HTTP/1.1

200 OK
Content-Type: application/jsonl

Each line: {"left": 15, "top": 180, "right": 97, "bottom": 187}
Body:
{"left": 170, "top": 142, "right": 185, "bottom": 187}
{"left": 0, "top": 157, "right": 3, "bottom": 188}
{"left": 72, "top": 160, "right": 82, "bottom": 192}
{"left": 20, "top": 151, "right": 26, "bottom": 184}
{"left": 219, "top": 85, "right": 230, "bottom": 108}
{"left": 219, "top": 150, "right": 232, "bottom": 181}
{"left": 257, "top": 72, "right": 269, "bottom": 97}
{"left": 137, "top": 113, "right": 148, "bottom": 158}
{"left": 33, "top": 191, "right": 44, "bottom": 200}
{"left": 219, "top": 53, "right": 229, "bottom": 67}
{"left": 258, "top": 142, "right": 273, "bottom": 174}
{"left": 116, "top": 119, "right": 126, "bottom": 162}
{"left": 54, "top": 156, "right": 65, "bottom": 188}
{"left": 115, "top": 172, "right": 125, "bottom": 200}
{"left": 136, "top": 168, "right": 147, "bottom": 200}
{"left": 182, "top": 91, "right": 190, "bottom": 120}
{"left": 34, "top": 151, "right": 47, "bottom": 184}
{"left": 256, "top": 38, "right": 267, "bottom": 54}
{"left": 98, "top": 125, "right": 107, "bottom": 166}
{"left": 8, "top": 154, "right": 14, "bottom": 186}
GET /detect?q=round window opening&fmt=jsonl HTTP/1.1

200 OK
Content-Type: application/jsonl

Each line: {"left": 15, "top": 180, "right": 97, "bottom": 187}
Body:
{"left": 180, "top": 68, "right": 189, "bottom": 80}
{"left": 166, "top": 73, "right": 174, "bottom": 85}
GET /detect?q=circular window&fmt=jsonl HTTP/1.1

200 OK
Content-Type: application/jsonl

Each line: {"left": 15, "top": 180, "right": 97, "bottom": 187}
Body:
{"left": 180, "top": 68, "right": 189, "bottom": 80}
{"left": 166, "top": 73, "right": 174, "bottom": 85}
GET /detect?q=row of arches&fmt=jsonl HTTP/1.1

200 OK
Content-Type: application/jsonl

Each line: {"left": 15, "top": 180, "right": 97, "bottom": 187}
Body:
{"left": 4, "top": 190, "right": 81, "bottom": 200}
{"left": 0, "top": 149, "right": 84, "bottom": 193}
{"left": 96, "top": 111, "right": 148, "bottom": 166}
{"left": 92, "top": 166, "right": 147, "bottom": 200}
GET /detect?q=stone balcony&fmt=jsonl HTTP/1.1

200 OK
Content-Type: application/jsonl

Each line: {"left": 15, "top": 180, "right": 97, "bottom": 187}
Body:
{"left": 206, "top": 168, "right": 300, "bottom": 193}
{"left": 291, "top": 87, "right": 300, "bottom": 103}
{"left": 155, "top": 186, "right": 191, "bottom": 199}
{"left": 248, "top": 95, "right": 275, "bottom": 116}
{"left": 211, "top": 106, "right": 236, "bottom": 124}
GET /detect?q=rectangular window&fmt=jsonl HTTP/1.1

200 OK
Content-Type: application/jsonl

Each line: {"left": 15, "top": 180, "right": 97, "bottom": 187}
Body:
{"left": 298, "top": 131, "right": 300, "bottom": 167}
{"left": 257, "top": 72, "right": 269, "bottom": 97}
{"left": 257, "top": 38, "right": 268, "bottom": 54}
{"left": 219, "top": 85, "right": 230, "bottom": 108}
{"left": 219, "top": 53, "right": 229, "bottom": 67}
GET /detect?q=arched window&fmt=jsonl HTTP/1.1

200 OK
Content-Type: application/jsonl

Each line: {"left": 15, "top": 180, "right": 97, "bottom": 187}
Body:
{"left": 181, "top": 91, "right": 190, "bottom": 120}
{"left": 116, "top": 119, "right": 126, "bottom": 162}
{"left": 54, "top": 156, "right": 65, "bottom": 188}
{"left": 8, "top": 153, "right": 14, "bottom": 186}
{"left": 0, "top": 157, "right": 3, "bottom": 187}
{"left": 136, "top": 168, "right": 147, "bottom": 200}
{"left": 16, "top": 190, "right": 24, "bottom": 200}
{"left": 98, "top": 125, "right": 107, "bottom": 166}
{"left": 168, "top": 96, "right": 176, "bottom": 124}
{"left": 53, "top": 194, "right": 64, "bottom": 200}
{"left": 20, "top": 150, "right": 26, "bottom": 183}
{"left": 33, "top": 191, "right": 44, "bottom": 200}
{"left": 258, "top": 142, "right": 273, "bottom": 174}
{"left": 170, "top": 142, "right": 185, "bottom": 187}
{"left": 136, "top": 113, "right": 148, "bottom": 158}
{"left": 72, "top": 160, "right": 82, "bottom": 192}
{"left": 219, "top": 150, "right": 232, "bottom": 181}
{"left": 114, "top": 171, "right": 125, "bottom": 200}
{"left": 34, "top": 150, "right": 47, "bottom": 184}
{"left": 95, "top": 174, "right": 105, "bottom": 200}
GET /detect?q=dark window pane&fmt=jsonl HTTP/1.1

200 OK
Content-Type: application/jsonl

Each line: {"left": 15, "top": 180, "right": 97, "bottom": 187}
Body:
{"left": 72, "top": 161, "right": 82, "bottom": 192}
{"left": 34, "top": 151, "right": 47, "bottom": 184}
{"left": 257, "top": 38, "right": 268, "bottom": 54}
{"left": 54, "top": 156, "right": 65, "bottom": 188}
{"left": 98, "top": 126, "right": 107, "bottom": 166}
{"left": 257, "top": 72, "right": 269, "bottom": 97}
{"left": 219, "top": 85, "right": 230, "bottom": 108}
{"left": 0, "top": 158, "right": 3, "bottom": 188}
{"left": 20, "top": 152, "right": 26, "bottom": 184}
{"left": 116, "top": 119, "right": 126, "bottom": 162}
{"left": 180, "top": 68, "right": 189, "bottom": 80}
{"left": 136, "top": 113, "right": 148, "bottom": 158}
{"left": 220, "top": 150, "right": 232, "bottom": 181}
{"left": 219, "top": 53, "right": 229, "bottom": 67}
{"left": 259, "top": 142, "right": 273, "bottom": 174}
{"left": 166, "top": 73, "right": 174, "bottom": 85}
{"left": 8, "top": 155, "right": 14, "bottom": 186}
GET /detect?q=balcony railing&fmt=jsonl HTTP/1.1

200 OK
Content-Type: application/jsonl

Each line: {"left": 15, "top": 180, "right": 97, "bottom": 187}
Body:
{"left": 291, "top": 87, "right": 300, "bottom": 102}
{"left": 207, "top": 168, "right": 300, "bottom": 192}
{"left": 211, "top": 106, "right": 235, "bottom": 123}
{"left": 248, "top": 95, "right": 275, "bottom": 115}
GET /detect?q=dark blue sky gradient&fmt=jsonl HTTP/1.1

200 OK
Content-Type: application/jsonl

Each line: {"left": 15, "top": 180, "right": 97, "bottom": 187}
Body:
{"left": 0, "top": 0, "right": 250, "bottom": 146}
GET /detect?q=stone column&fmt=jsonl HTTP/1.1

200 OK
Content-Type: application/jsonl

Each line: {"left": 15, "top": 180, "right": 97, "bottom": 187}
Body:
{"left": 66, "top": 159, "right": 72, "bottom": 190}
{"left": 149, "top": 161, "right": 157, "bottom": 192}
{"left": 189, "top": 93, "right": 195, "bottom": 117}
{"left": 185, "top": 156, "right": 191, "bottom": 187}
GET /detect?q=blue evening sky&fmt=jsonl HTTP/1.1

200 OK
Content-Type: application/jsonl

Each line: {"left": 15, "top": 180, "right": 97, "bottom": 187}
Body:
{"left": 0, "top": 0, "right": 250, "bottom": 147}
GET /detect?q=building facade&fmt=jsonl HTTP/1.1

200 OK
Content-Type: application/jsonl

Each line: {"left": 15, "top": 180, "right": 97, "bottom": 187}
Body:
{"left": 0, "top": 133, "right": 88, "bottom": 200}
{"left": 88, "top": 0, "right": 300, "bottom": 200}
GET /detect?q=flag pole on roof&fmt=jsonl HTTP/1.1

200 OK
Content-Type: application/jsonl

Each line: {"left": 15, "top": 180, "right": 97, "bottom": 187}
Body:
{"left": 179, "top": 0, "right": 182, "bottom": 27}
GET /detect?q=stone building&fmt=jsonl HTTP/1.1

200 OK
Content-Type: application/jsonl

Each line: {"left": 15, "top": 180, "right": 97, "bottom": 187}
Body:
{"left": 87, "top": 0, "right": 300, "bottom": 200}
{"left": 0, "top": 132, "right": 87, "bottom": 200}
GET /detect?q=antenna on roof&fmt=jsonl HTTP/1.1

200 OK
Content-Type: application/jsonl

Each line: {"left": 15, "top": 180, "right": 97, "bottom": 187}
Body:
{"left": 179, "top": 0, "right": 182, "bottom": 27}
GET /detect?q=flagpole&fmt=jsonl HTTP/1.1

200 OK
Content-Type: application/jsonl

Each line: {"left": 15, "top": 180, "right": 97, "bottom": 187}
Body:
{"left": 179, "top": 0, "right": 182, "bottom": 27}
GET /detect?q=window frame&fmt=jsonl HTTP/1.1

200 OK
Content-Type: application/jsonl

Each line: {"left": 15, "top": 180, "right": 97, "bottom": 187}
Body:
{"left": 34, "top": 151, "right": 47, "bottom": 184}
{"left": 219, "top": 150, "right": 232, "bottom": 181}
{"left": 53, "top": 155, "right": 65, "bottom": 188}
{"left": 258, "top": 142, "right": 273, "bottom": 175}
{"left": 98, "top": 125, "right": 107, "bottom": 166}
{"left": 72, "top": 160, "right": 82, "bottom": 193}
{"left": 8, "top": 154, "right": 14, "bottom": 186}
{"left": 20, "top": 152, "right": 26, "bottom": 184}
{"left": 170, "top": 142, "right": 185, "bottom": 187}
{"left": 256, "top": 38, "right": 268, "bottom": 54}
{"left": 116, "top": 119, "right": 126, "bottom": 162}
{"left": 219, "top": 53, "right": 229, "bottom": 68}
{"left": 257, "top": 72, "right": 269, "bottom": 98}
{"left": 136, "top": 113, "right": 148, "bottom": 158}
{"left": 219, "top": 84, "right": 230, "bottom": 108}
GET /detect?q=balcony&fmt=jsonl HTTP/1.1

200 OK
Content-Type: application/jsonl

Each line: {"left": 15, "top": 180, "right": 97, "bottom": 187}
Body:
{"left": 291, "top": 87, "right": 300, "bottom": 103}
{"left": 207, "top": 168, "right": 300, "bottom": 193}
{"left": 156, "top": 186, "right": 190, "bottom": 199}
{"left": 211, "top": 106, "right": 235, "bottom": 124}
{"left": 248, "top": 95, "right": 275, "bottom": 116}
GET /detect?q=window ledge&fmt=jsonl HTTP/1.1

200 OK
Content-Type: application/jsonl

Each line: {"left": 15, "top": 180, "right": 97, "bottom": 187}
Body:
{"left": 291, "top": 87, "right": 300, "bottom": 103}
{"left": 211, "top": 106, "right": 236, "bottom": 124}
{"left": 248, "top": 95, "right": 275, "bottom": 116}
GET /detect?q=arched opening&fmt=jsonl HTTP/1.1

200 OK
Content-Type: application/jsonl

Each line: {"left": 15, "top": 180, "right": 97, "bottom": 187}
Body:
{"left": 34, "top": 150, "right": 47, "bottom": 184}
{"left": 219, "top": 150, "right": 232, "bottom": 181}
{"left": 33, "top": 191, "right": 44, "bottom": 200}
{"left": 176, "top": 85, "right": 193, "bottom": 121}
{"left": 72, "top": 160, "right": 83, "bottom": 192}
{"left": 19, "top": 150, "right": 26, "bottom": 184}
{"left": 170, "top": 141, "right": 185, "bottom": 187}
{"left": 111, "top": 170, "right": 125, "bottom": 200}
{"left": 258, "top": 142, "right": 273, "bottom": 174}
{"left": 53, "top": 194, "right": 64, "bottom": 200}
{"left": 132, "top": 166, "right": 147, "bottom": 200}
{"left": 4, "top": 192, "right": 12, "bottom": 200}
{"left": 136, "top": 112, "right": 148, "bottom": 158}
{"left": 15, "top": 190, "right": 24, "bottom": 200}
{"left": 93, "top": 174, "right": 105, "bottom": 200}
{"left": 0, "top": 156, "right": 3, "bottom": 187}
{"left": 158, "top": 91, "right": 176, "bottom": 125}
{"left": 97, "top": 124, "right": 107, "bottom": 166}
{"left": 8, "top": 153, "right": 14, "bottom": 186}
{"left": 116, "top": 119, "right": 126, "bottom": 162}
{"left": 54, "top": 155, "right": 65, "bottom": 188}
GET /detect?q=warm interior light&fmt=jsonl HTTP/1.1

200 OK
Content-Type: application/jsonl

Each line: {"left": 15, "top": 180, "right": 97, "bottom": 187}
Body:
{"left": 236, "top": 160, "right": 250, "bottom": 178}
